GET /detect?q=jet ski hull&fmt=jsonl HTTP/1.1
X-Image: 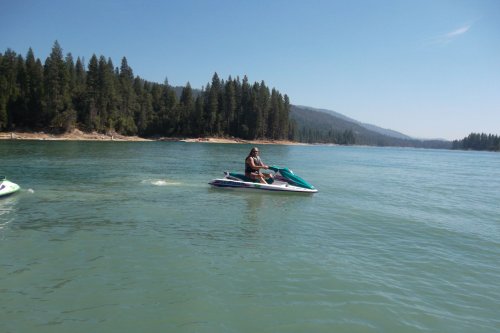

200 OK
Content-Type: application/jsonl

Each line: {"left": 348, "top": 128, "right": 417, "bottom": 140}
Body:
{"left": 0, "top": 179, "right": 20, "bottom": 198}
{"left": 209, "top": 178, "right": 317, "bottom": 193}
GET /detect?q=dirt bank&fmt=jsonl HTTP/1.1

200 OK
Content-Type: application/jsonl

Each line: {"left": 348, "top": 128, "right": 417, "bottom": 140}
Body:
{"left": 1, "top": 130, "right": 306, "bottom": 145}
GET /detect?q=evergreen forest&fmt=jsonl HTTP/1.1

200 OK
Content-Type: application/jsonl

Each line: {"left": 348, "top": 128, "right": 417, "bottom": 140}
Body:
{"left": 452, "top": 133, "right": 500, "bottom": 152}
{"left": 2, "top": 42, "right": 497, "bottom": 150}
{"left": 0, "top": 42, "right": 293, "bottom": 140}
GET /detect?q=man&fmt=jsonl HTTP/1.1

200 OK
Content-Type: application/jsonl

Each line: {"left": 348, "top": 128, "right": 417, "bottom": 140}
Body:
{"left": 245, "top": 147, "right": 272, "bottom": 184}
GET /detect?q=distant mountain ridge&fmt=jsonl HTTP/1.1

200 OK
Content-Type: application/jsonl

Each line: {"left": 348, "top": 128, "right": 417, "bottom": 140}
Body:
{"left": 294, "top": 105, "right": 412, "bottom": 140}
{"left": 290, "top": 105, "right": 451, "bottom": 149}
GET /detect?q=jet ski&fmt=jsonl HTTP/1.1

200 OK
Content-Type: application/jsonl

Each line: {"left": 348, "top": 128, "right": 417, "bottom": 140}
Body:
{"left": 0, "top": 176, "right": 20, "bottom": 198}
{"left": 209, "top": 166, "right": 318, "bottom": 193}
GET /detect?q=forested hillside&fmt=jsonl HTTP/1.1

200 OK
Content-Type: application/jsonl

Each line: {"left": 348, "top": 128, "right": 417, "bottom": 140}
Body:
{"left": 3, "top": 42, "right": 491, "bottom": 150}
{"left": 0, "top": 42, "right": 292, "bottom": 140}
{"left": 290, "top": 105, "right": 452, "bottom": 149}
{"left": 295, "top": 105, "right": 412, "bottom": 140}
{"left": 452, "top": 133, "right": 500, "bottom": 151}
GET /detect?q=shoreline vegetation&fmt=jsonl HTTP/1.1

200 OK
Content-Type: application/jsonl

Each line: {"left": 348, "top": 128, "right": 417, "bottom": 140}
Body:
{"left": 0, "top": 129, "right": 305, "bottom": 145}
{"left": 1, "top": 42, "right": 498, "bottom": 151}
{"left": 3, "top": 129, "right": 500, "bottom": 151}
{"left": 1, "top": 42, "right": 296, "bottom": 146}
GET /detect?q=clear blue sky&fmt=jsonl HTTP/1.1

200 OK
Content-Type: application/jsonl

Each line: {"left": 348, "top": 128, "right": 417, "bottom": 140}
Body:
{"left": 1, "top": 0, "right": 499, "bottom": 140}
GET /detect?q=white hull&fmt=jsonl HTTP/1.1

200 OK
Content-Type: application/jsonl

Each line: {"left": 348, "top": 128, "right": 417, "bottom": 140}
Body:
{"left": 0, "top": 179, "right": 20, "bottom": 197}
{"left": 209, "top": 178, "right": 318, "bottom": 193}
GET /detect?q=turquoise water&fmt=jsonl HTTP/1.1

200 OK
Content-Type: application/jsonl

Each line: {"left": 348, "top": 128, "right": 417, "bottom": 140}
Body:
{"left": 1, "top": 141, "right": 499, "bottom": 332}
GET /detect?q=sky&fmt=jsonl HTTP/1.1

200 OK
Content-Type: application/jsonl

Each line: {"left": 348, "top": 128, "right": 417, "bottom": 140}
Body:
{"left": 1, "top": 0, "right": 499, "bottom": 140}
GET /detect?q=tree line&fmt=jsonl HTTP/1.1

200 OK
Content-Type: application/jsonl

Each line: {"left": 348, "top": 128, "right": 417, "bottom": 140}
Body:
{"left": 0, "top": 41, "right": 293, "bottom": 140}
{"left": 452, "top": 133, "right": 500, "bottom": 152}
{"left": 289, "top": 105, "right": 454, "bottom": 148}
{"left": 295, "top": 127, "right": 356, "bottom": 144}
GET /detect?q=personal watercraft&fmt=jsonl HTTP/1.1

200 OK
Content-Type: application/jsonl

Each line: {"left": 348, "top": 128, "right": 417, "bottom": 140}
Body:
{"left": 0, "top": 176, "right": 20, "bottom": 198}
{"left": 209, "top": 166, "right": 318, "bottom": 193}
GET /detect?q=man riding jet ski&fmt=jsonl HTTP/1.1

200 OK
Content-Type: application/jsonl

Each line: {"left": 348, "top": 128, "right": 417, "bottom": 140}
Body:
{"left": 209, "top": 147, "right": 317, "bottom": 194}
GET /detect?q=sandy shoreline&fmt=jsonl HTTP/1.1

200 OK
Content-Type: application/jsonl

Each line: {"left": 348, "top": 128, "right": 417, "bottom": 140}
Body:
{"left": 0, "top": 130, "right": 305, "bottom": 145}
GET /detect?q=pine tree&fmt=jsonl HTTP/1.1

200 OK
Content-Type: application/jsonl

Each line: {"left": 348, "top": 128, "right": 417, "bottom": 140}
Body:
{"left": 246, "top": 82, "right": 259, "bottom": 139}
{"left": 85, "top": 54, "right": 99, "bottom": 130}
{"left": 65, "top": 53, "right": 76, "bottom": 98}
{"left": 240, "top": 76, "right": 251, "bottom": 138}
{"left": 206, "top": 73, "right": 220, "bottom": 135}
{"left": 179, "top": 82, "right": 194, "bottom": 135}
{"left": 11, "top": 54, "right": 27, "bottom": 128}
{"left": 0, "top": 49, "right": 20, "bottom": 129}
{"left": 25, "top": 48, "right": 44, "bottom": 127}
{"left": 134, "top": 79, "right": 153, "bottom": 135}
{"left": 193, "top": 93, "right": 204, "bottom": 135}
{"left": 73, "top": 57, "right": 86, "bottom": 125}
{"left": 281, "top": 94, "right": 290, "bottom": 139}
{"left": 231, "top": 77, "right": 242, "bottom": 137}
{"left": 95, "top": 55, "right": 119, "bottom": 132}
{"left": 257, "top": 81, "right": 270, "bottom": 138}
{"left": 146, "top": 83, "right": 163, "bottom": 135}
{"left": 223, "top": 78, "right": 236, "bottom": 136}
{"left": 158, "top": 82, "right": 177, "bottom": 135}
{"left": 43, "top": 41, "right": 74, "bottom": 131}
{"left": 117, "top": 57, "right": 137, "bottom": 135}
{"left": 269, "top": 89, "right": 281, "bottom": 139}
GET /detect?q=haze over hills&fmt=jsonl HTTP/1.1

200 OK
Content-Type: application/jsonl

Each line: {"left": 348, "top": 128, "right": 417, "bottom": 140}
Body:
{"left": 294, "top": 105, "right": 413, "bottom": 140}
{"left": 289, "top": 105, "right": 452, "bottom": 149}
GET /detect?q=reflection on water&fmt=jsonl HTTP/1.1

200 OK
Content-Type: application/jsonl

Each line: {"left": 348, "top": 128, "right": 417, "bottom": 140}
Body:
{"left": 243, "top": 192, "right": 264, "bottom": 224}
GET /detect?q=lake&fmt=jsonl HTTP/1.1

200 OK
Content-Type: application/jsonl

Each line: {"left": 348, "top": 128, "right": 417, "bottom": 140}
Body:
{"left": 1, "top": 141, "right": 499, "bottom": 332}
